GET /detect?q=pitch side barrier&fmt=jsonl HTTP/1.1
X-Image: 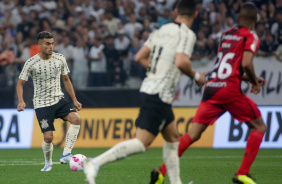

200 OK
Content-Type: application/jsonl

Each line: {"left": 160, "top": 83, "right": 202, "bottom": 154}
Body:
{"left": 0, "top": 107, "right": 281, "bottom": 148}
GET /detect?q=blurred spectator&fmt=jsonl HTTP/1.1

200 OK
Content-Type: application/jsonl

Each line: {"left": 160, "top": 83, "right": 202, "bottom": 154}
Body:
{"left": 38, "top": 0, "right": 57, "bottom": 19}
{"left": 139, "top": 30, "right": 150, "bottom": 46}
{"left": 208, "top": 2, "right": 217, "bottom": 25}
{"left": 103, "top": 35, "right": 119, "bottom": 85}
{"left": 114, "top": 30, "right": 130, "bottom": 57}
{"left": 55, "top": 35, "right": 74, "bottom": 73}
{"left": 22, "top": 0, "right": 42, "bottom": 15}
{"left": 255, "top": 22, "right": 266, "bottom": 40}
{"left": 89, "top": 1, "right": 104, "bottom": 23}
{"left": 157, "top": 9, "right": 171, "bottom": 27}
{"left": 103, "top": 35, "right": 126, "bottom": 86}
{"left": 88, "top": 37, "right": 107, "bottom": 87}
{"left": 271, "top": 9, "right": 282, "bottom": 44}
{"left": 103, "top": 10, "right": 121, "bottom": 35}
{"left": 257, "top": 31, "right": 279, "bottom": 57}
{"left": 0, "top": 8, "right": 21, "bottom": 28}
{"left": 222, "top": 16, "right": 234, "bottom": 32}
{"left": 210, "top": 23, "right": 222, "bottom": 44}
{"left": 205, "top": 36, "right": 218, "bottom": 60}
{"left": 72, "top": 39, "right": 88, "bottom": 89}
{"left": 16, "top": 13, "right": 35, "bottom": 39}
{"left": 274, "top": 44, "right": 282, "bottom": 62}
{"left": 0, "top": 0, "right": 15, "bottom": 13}
{"left": 124, "top": 14, "right": 143, "bottom": 39}
{"left": 192, "top": 30, "right": 207, "bottom": 61}
{"left": 127, "top": 37, "right": 145, "bottom": 79}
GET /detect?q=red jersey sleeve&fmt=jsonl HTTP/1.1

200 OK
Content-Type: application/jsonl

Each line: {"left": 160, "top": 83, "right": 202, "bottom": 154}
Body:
{"left": 244, "top": 32, "right": 260, "bottom": 54}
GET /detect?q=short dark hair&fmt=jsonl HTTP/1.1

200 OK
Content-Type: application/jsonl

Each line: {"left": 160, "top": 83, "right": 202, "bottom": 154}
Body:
{"left": 176, "top": 0, "right": 196, "bottom": 17}
{"left": 239, "top": 2, "right": 258, "bottom": 22}
{"left": 37, "top": 31, "right": 53, "bottom": 42}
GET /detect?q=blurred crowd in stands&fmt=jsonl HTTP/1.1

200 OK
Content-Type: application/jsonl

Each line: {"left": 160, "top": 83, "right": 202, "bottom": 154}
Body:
{"left": 0, "top": 0, "right": 282, "bottom": 89}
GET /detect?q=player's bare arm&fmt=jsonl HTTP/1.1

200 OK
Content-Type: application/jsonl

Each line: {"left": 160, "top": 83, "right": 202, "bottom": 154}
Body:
{"left": 242, "top": 75, "right": 266, "bottom": 86}
{"left": 62, "top": 75, "right": 82, "bottom": 111}
{"left": 242, "top": 51, "right": 261, "bottom": 94}
{"left": 175, "top": 53, "right": 206, "bottom": 86}
{"left": 135, "top": 45, "right": 151, "bottom": 69}
{"left": 16, "top": 78, "right": 26, "bottom": 112}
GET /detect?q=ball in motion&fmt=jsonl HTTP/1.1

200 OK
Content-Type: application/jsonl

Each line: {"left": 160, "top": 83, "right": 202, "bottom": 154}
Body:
{"left": 69, "top": 154, "right": 87, "bottom": 171}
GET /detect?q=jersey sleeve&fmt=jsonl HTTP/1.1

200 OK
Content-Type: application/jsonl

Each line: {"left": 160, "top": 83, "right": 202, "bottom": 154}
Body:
{"left": 19, "top": 60, "right": 32, "bottom": 81}
{"left": 176, "top": 29, "right": 196, "bottom": 57}
{"left": 244, "top": 32, "right": 260, "bottom": 54}
{"left": 61, "top": 55, "right": 70, "bottom": 75}
{"left": 144, "top": 31, "right": 156, "bottom": 50}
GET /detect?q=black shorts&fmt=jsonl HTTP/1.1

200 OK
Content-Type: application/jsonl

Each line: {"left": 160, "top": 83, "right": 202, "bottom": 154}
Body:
{"left": 135, "top": 93, "right": 175, "bottom": 136}
{"left": 35, "top": 98, "right": 76, "bottom": 133}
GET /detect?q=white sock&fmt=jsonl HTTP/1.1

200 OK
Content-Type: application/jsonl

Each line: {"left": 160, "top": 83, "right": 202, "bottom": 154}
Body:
{"left": 63, "top": 124, "right": 80, "bottom": 155}
{"left": 92, "top": 138, "right": 146, "bottom": 167}
{"left": 163, "top": 141, "right": 182, "bottom": 184}
{"left": 42, "top": 141, "right": 53, "bottom": 165}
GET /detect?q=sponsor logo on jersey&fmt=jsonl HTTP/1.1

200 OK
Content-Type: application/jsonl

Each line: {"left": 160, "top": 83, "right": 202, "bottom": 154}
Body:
{"left": 206, "top": 82, "right": 227, "bottom": 87}
{"left": 222, "top": 35, "right": 242, "bottom": 41}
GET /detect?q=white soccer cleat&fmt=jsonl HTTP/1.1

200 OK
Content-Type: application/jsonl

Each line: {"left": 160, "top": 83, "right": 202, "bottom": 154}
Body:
{"left": 60, "top": 153, "right": 73, "bottom": 164}
{"left": 41, "top": 164, "right": 52, "bottom": 171}
{"left": 83, "top": 158, "right": 99, "bottom": 184}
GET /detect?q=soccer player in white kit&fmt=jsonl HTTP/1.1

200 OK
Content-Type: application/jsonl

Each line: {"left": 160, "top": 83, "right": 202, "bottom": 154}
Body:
{"left": 16, "top": 31, "right": 82, "bottom": 171}
{"left": 83, "top": 1, "right": 206, "bottom": 183}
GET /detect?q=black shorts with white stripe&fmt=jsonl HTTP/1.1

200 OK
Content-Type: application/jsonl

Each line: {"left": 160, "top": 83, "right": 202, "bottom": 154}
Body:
{"left": 135, "top": 93, "right": 174, "bottom": 136}
{"left": 35, "top": 98, "right": 76, "bottom": 133}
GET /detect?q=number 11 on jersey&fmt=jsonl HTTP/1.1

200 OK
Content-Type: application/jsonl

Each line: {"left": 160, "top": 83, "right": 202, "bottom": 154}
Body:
{"left": 148, "top": 45, "right": 163, "bottom": 74}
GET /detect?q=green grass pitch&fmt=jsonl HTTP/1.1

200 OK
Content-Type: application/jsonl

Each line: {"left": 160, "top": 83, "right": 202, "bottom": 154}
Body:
{"left": 0, "top": 148, "right": 281, "bottom": 184}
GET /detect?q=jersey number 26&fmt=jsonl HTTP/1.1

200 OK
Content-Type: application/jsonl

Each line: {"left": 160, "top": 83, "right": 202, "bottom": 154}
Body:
{"left": 210, "top": 52, "right": 235, "bottom": 79}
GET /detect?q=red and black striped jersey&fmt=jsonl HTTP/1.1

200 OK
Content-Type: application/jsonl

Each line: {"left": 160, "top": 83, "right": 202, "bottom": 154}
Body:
{"left": 203, "top": 25, "right": 261, "bottom": 103}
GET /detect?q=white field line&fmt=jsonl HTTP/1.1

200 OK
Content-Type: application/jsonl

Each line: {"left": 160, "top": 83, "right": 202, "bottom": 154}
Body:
{"left": 0, "top": 162, "right": 61, "bottom": 166}
{"left": 0, "top": 155, "right": 281, "bottom": 166}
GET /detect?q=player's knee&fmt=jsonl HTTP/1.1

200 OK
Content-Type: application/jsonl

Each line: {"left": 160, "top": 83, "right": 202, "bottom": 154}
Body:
{"left": 260, "top": 123, "right": 267, "bottom": 133}
{"left": 191, "top": 133, "right": 201, "bottom": 142}
{"left": 71, "top": 115, "right": 81, "bottom": 125}
{"left": 44, "top": 136, "right": 53, "bottom": 143}
{"left": 170, "top": 132, "right": 180, "bottom": 142}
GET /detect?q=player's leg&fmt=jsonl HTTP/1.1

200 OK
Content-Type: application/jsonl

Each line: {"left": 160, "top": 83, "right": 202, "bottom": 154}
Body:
{"left": 41, "top": 131, "right": 54, "bottom": 171}
{"left": 60, "top": 112, "right": 81, "bottom": 164}
{"left": 54, "top": 99, "right": 81, "bottom": 164}
{"left": 83, "top": 93, "right": 167, "bottom": 184}
{"left": 35, "top": 107, "right": 56, "bottom": 171}
{"left": 226, "top": 95, "right": 267, "bottom": 183}
{"left": 151, "top": 101, "right": 224, "bottom": 183}
{"left": 237, "top": 117, "right": 266, "bottom": 176}
{"left": 83, "top": 128, "right": 150, "bottom": 184}
{"left": 155, "top": 122, "right": 208, "bottom": 181}
{"left": 160, "top": 120, "right": 182, "bottom": 184}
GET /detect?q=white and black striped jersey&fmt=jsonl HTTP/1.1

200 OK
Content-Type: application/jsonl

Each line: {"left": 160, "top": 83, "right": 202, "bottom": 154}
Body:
{"left": 140, "top": 22, "right": 196, "bottom": 104}
{"left": 19, "top": 52, "right": 70, "bottom": 109}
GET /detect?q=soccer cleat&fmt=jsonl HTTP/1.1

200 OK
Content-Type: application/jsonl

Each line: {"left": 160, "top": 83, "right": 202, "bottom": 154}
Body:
{"left": 232, "top": 174, "right": 256, "bottom": 184}
{"left": 41, "top": 164, "right": 52, "bottom": 171}
{"left": 60, "top": 153, "right": 73, "bottom": 164}
{"left": 150, "top": 168, "right": 164, "bottom": 184}
{"left": 83, "top": 158, "right": 99, "bottom": 184}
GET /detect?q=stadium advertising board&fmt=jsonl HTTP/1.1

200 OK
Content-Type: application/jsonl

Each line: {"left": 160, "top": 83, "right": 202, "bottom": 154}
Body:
{"left": 0, "top": 109, "right": 34, "bottom": 148}
{"left": 213, "top": 107, "right": 282, "bottom": 148}
{"left": 31, "top": 108, "right": 214, "bottom": 148}
{"left": 173, "top": 56, "right": 282, "bottom": 106}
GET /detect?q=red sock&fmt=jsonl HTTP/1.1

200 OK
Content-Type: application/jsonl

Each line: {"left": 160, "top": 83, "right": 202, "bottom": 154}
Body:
{"left": 160, "top": 133, "right": 194, "bottom": 176}
{"left": 236, "top": 130, "right": 264, "bottom": 175}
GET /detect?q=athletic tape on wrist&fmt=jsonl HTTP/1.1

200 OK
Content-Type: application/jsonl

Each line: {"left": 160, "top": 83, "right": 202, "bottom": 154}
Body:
{"left": 194, "top": 72, "right": 200, "bottom": 81}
